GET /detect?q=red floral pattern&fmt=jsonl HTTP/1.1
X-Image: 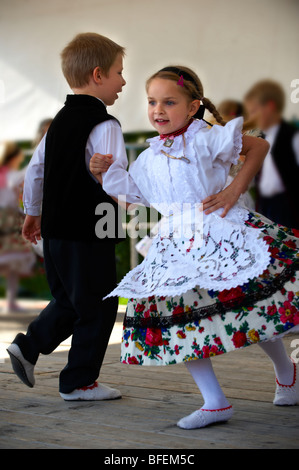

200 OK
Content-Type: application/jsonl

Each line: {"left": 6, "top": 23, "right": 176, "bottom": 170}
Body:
{"left": 121, "top": 212, "right": 299, "bottom": 366}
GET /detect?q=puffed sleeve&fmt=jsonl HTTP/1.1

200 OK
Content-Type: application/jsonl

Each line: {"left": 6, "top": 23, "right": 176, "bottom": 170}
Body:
{"left": 204, "top": 117, "right": 244, "bottom": 165}
{"left": 103, "top": 158, "right": 150, "bottom": 207}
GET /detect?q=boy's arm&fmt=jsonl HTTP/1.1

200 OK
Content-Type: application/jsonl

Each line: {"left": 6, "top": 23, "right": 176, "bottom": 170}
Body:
{"left": 202, "top": 135, "right": 269, "bottom": 217}
{"left": 22, "top": 215, "right": 41, "bottom": 244}
{"left": 89, "top": 153, "right": 130, "bottom": 209}
{"left": 22, "top": 135, "right": 46, "bottom": 243}
{"left": 87, "top": 120, "right": 149, "bottom": 206}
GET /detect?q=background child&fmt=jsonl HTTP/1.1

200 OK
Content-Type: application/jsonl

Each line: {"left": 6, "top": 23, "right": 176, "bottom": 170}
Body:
{"left": 217, "top": 99, "right": 255, "bottom": 209}
{"left": 6, "top": 32, "right": 135, "bottom": 401}
{"left": 91, "top": 66, "right": 299, "bottom": 429}
{"left": 0, "top": 142, "right": 35, "bottom": 313}
{"left": 244, "top": 79, "right": 299, "bottom": 229}
{"left": 216, "top": 99, "right": 245, "bottom": 123}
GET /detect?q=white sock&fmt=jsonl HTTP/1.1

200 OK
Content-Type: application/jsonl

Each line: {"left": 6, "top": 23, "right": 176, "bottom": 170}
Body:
{"left": 185, "top": 358, "right": 230, "bottom": 410}
{"left": 177, "top": 406, "right": 234, "bottom": 429}
{"left": 258, "top": 339, "right": 294, "bottom": 385}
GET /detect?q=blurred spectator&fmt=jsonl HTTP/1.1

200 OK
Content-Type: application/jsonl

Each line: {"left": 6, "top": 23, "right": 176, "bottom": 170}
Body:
{"left": 33, "top": 118, "right": 53, "bottom": 148}
{"left": 0, "top": 142, "right": 35, "bottom": 313}
{"left": 218, "top": 99, "right": 246, "bottom": 122}
{"left": 244, "top": 79, "right": 299, "bottom": 229}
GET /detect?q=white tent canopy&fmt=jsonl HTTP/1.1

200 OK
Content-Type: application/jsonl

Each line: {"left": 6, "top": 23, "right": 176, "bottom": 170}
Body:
{"left": 0, "top": 0, "right": 298, "bottom": 141}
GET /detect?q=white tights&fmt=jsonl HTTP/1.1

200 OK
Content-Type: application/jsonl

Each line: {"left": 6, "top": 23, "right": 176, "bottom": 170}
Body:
{"left": 185, "top": 358, "right": 230, "bottom": 410}
{"left": 185, "top": 338, "right": 294, "bottom": 410}
{"left": 258, "top": 338, "right": 294, "bottom": 385}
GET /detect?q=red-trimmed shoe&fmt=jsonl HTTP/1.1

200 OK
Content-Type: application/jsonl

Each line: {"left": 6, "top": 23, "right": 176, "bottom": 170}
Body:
{"left": 177, "top": 405, "right": 234, "bottom": 429}
{"left": 274, "top": 362, "right": 299, "bottom": 406}
{"left": 59, "top": 381, "right": 121, "bottom": 401}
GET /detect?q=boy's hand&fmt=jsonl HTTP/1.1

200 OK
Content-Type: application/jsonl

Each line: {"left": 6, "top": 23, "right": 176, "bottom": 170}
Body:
{"left": 22, "top": 215, "right": 41, "bottom": 244}
{"left": 90, "top": 153, "right": 113, "bottom": 176}
{"left": 202, "top": 184, "right": 241, "bottom": 218}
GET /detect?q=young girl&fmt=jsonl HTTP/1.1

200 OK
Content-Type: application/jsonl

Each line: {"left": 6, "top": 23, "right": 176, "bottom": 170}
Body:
{"left": 0, "top": 142, "right": 35, "bottom": 312}
{"left": 90, "top": 66, "right": 299, "bottom": 429}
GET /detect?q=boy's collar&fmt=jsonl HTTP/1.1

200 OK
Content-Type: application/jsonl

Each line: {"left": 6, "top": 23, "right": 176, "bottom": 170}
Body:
{"left": 65, "top": 94, "right": 107, "bottom": 108}
{"left": 263, "top": 122, "right": 280, "bottom": 138}
{"left": 95, "top": 97, "right": 107, "bottom": 108}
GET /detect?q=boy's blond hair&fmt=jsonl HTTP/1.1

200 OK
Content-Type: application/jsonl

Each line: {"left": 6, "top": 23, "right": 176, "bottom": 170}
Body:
{"left": 61, "top": 32, "right": 125, "bottom": 88}
{"left": 244, "top": 79, "right": 285, "bottom": 113}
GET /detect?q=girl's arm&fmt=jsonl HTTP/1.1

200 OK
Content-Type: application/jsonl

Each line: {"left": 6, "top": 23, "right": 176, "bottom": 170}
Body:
{"left": 202, "top": 135, "right": 269, "bottom": 217}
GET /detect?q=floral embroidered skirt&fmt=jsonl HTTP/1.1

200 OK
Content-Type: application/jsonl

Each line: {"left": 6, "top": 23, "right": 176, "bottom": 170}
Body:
{"left": 121, "top": 212, "right": 299, "bottom": 366}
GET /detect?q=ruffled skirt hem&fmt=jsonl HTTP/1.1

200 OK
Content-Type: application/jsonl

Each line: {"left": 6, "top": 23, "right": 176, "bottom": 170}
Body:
{"left": 121, "top": 324, "right": 299, "bottom": 366}
{"left": 121, "top": 268, "right": 299, "bottom": 365}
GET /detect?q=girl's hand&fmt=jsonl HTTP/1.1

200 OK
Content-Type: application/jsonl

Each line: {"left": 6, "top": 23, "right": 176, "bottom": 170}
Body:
{"left": 202, "top": 184, "right": 241, "bottom": 218}
{"left": 90, "top": 153, "right": 113, "bottom": 176}
{"left": 202, "top": 135, "right": 269, "bottom": 218}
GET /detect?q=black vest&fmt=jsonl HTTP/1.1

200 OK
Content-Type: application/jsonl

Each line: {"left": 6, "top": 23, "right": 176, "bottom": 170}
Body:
{"left": 271, "top": 120, "right": 299, "bottom": 224}
{"left": 41, "top": 94, "right": 124, "bottom": 243}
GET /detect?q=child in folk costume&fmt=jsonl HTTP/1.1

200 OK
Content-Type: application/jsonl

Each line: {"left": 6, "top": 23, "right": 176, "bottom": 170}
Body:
{"left": 90, "top": 66, "right": 299, "bottom": 429}
{"left": 7, "top": 33, "right": 127, "bottom": 401}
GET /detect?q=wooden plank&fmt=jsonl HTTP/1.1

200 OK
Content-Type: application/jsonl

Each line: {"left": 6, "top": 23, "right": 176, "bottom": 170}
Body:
{"left": 1, "top": 307, "right": 299, "bottom": 449}
{"left": 1, "top": 398, "right": 298, "bottom": 449}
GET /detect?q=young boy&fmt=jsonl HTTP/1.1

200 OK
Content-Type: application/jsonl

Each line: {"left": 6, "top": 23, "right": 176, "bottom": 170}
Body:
{"left": 244, "top": 79, "right": 299, "bottom": 229}
{"left": 6, "top": 32, "right": 138, "bottom": 401}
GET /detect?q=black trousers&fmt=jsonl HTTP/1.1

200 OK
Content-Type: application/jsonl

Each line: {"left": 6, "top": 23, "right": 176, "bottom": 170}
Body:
{"left": 14, "top": 239, "right": 118, "bottom": 393}
{"left": 257, "top": 192, "right": 299, "bottom": 230}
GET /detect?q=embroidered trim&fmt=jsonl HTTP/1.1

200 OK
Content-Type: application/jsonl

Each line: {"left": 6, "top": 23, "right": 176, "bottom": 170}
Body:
{"left": 124, "top": 261, "right": 299, "bottom": 329}
{"left": 146, "top": 119, "right": 207, "bottom": 152}
{"left": 275, "top": 362, "right": 296, "bottom": 388}
{"left": 78, "top": 381, "right": 98, "bottom": 391}
{"left": 160, "top": 119, "right": 193, "bottom": 140}
{"left": 201, "top": 405, "right": 233, "bottom": 412}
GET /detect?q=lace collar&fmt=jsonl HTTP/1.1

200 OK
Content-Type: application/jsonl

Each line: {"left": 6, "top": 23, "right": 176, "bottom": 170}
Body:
{"left": 146, "top": 119, "right": 208, "bottom": 153}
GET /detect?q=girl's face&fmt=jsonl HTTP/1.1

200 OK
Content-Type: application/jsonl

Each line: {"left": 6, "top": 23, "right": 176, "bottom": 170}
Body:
{"left": 147, "top": 78, "right": 200, "bottom": 135}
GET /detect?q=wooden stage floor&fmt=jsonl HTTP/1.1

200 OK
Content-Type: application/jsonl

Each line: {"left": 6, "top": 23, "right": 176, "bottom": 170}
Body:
{"left": 0, "top": 300, "right": 299, "bottom": 449}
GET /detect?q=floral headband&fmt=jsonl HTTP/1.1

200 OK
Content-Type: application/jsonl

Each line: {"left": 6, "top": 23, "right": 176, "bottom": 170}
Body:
{"left": 158, "top": 66, "right": 205, "bottom": 120}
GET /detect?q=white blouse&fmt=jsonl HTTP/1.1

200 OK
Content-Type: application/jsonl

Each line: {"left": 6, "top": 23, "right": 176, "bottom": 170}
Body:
{"left": 127, "top": 118, "right": 243, "bottom": 216}
{"left": 103, "top": 117, "right": 272, "bottom": 299}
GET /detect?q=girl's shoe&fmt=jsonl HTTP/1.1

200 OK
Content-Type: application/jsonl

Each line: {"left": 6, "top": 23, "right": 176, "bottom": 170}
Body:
{"left": 274, "top": 362, "right": 299, "bottom": 406}
{"left": 177, "top": 405, "right": 234, "bottom": 429}
{"left": 60, "top": 381, "right": 121, "bottom": 401}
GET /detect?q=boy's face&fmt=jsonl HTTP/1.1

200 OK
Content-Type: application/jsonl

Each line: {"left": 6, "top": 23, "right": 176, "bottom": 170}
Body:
{"left": 245, "top": 98, "right": 278, "bottom": 131}
{"left": 99, "top": 53, "right": 126, "bottom": 106}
